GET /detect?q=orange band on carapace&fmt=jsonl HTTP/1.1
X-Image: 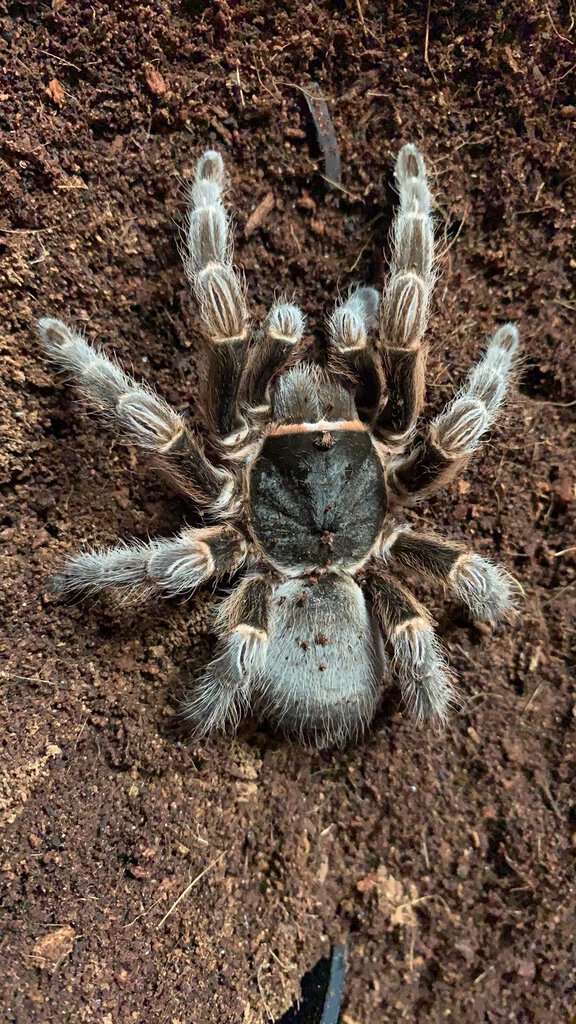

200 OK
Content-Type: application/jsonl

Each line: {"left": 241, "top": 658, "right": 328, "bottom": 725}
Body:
{"left": 270, "top": 419, "right": 366, "bottom": 437}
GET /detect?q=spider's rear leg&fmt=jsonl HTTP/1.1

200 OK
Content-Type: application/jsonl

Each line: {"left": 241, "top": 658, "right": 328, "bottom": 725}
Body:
{"left": 181, "top": 574, "right": 273, "bottom": 737}
{"left": 366, "top": 566, "right": 459, "bottom": 722}
{"left": 380, "top": 526, "right": 519, "bottom": 622}
{"left": 388, "top": 323, "right": 519, "bottom": 503}
{"left": 375, "top": 144, "right": 435, "bottom": 446}
{"left": 39, "top": 318, "right": 236, "bottom": 515}
{"left": 184, "top": 150, "right": 250, "bottom": 442}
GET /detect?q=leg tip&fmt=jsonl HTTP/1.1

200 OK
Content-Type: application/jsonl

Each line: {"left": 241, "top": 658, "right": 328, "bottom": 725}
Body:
{"left": 350, "top": 286, "right": 380, "bottom": 329}
{"left": 393, "top": 621, "right": 460, "bottom": 724}
{"left": 196, "top": 149, "right": 225, "bottom": 185}
{"left": 491, "top": 323, "right": 520, "bottom": 356}
{"left": 396, "top": 143, "right": 426, "bottom": 182}
{"left": 267, "top": 302, "right": 306, "bottom": 343}
{"left": 38, "top": 317, "right": 72, "bottom": 351}
{"left": 451, "top": 554, "right": 521, "bottom": 623}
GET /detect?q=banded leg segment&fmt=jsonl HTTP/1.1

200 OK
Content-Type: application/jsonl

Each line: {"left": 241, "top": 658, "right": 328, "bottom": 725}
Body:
{"left": 51, "top": 525, "right": 247, "bottom": 600}
{"left": 366, "top": 568, "right": 458, "bottom": 722}
{"left": 381, "top": 527, "right": 517, "bottom": 622}
{"left": 184, "top": 150, "right": 250, "bottom": 439}
{"left": 327, "top": 287, "right": 384, "bottom": 418}
{"left": 182, "top": 574, "right": 273, "bottom": 735}
{"left": 39, "top": 318, "right": 235, "bottom": 511}
{"left": 239, "top": 302, "right": 306, "bottom": 420}
{"left": 376, "top": 144, "right": 435, "bottom": 444}
{"left": 388, "top": 323, "right": 519, "bottom": 502}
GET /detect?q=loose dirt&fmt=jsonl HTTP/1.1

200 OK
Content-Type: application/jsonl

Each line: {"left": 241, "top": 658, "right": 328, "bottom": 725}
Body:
{"left": 1, "top": 3, "right": 575, "bottom": 1022}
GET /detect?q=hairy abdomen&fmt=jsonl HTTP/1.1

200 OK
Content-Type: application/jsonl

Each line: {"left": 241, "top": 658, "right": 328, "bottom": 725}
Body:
{"left": 255, "top": 573, "right": 385, "bottom": 746}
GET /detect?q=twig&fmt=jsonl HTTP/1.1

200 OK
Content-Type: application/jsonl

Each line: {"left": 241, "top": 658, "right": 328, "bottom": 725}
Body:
{"left": 527, "top": 397, "right": 576, "bottom": 408}
{"left": 125, "top": 894, "right": 166, "bottom": 929}
{"left": 269, "top": 947, "right": 292, "bottom": 973}
{"left": 541, "top": 578, "right": 576, "bottom": 607}
{"left": 539, "top": 779, "right": 563, "bottom": 820}
{"left": 544, "top": 5, "right": 574, "bottom": 44}
{"left": 235, "top": 62, "right": 245, "bottom": 109}
{"left": 522, "top": 683, "right": 543, "bottom": 714}
{"left": 155, "top": 851, "right": 224, "bottom": 929}
{"left": 34, "top": 48, "right": 83, "bottom": 71}
{"left": 1, "top": 671, "right": 57, "bottom": 685}
{"left": 408, "top": 927, "right": 416, "bottom": 973}
{"left": 256, "top": 962, "right": 274, "bottom": 1022}
{"left": 320, "top": 176, "right": 363, "bottom": 202}
{"left": 473, "top": 964, "right": 496, "bottom": 986}
{"left": 396, "top": 892, "right": 451, "bottom": 915}
{"left": 355, "top": 0, "right": 367, "bottom": 36}
{"left": 423, "top": 0, "right": 438, "bottom": 82}
{"left": 0, "top": 227, "right": 51, "bottom": 235}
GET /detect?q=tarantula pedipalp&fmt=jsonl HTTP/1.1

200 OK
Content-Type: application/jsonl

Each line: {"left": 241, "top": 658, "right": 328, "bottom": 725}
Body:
{"left": 39, "top": 144, "right": 519, "bottom": 747}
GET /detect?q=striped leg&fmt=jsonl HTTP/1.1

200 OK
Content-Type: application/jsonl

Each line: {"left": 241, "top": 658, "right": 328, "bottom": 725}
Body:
{"left": 182, "top": 574, "right": 273, "bottom": 736}
{"left": 51, "top": 526, "right": 247, "bottom": 601}
{"left": 376, "top": 144, "right": 435, "bottom": 445}
{"left": 184, "top": 150, "right": 250, "bottom": 441}
{"left": 327, "top": 287, "right": 384, "bottom": 418}
{"left": 388, "top": 324, "right": 519, "bottom": 503}
{"left": 39, "top": 318, "right": 236, "bottom": 513}
{"left": 239, "top": 302, "right": 306, "bottom": 421}
{"left": 366, "top": 567, "right": 458, "bottom": 722}
{"left": 380, "top": 527, "right": 518, "bottom": 622}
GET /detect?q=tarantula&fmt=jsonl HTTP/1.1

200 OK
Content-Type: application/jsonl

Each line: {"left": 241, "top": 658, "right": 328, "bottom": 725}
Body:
{"left": 39, "top": 144, "right": 519, "bottom": 747}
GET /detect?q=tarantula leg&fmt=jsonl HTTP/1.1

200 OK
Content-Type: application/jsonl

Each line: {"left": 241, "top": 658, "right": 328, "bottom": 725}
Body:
{"left": 388, "top": 323, "right": 519, "bottom": 502}
{"left": 238, "top": 302, "right": 306, "bottom": 421}
{"left": 39, "top": 318, "right": 236, "bottom": 513}
{"left": 50, "top": 525, "right": 247, "bottom": 601}
{"left": 380, "top": 527, "right": 518, "bottom": 622}
{"left": 327, "top": 287, "right": 384, "bottom": 418}
{"left": 181, "top": 575, "right": 273, "bottom": 736}
{"left": 376, "top": 144, "right": 435, "bottom": 445}
{"left": 366, "top": 567, "right": 458, "bottom": 722}
{"left": 183, "top": 150, "right": 250, "bottom": 440}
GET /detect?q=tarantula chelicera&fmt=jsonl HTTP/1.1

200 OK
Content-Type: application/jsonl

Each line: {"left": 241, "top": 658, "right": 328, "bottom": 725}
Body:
{"left": 39, "top": 144, "right": 519, "bottom": 747}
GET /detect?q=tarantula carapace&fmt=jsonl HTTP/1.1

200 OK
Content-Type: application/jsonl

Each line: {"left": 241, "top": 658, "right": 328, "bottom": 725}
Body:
{"left": 39, "top": 144, "right": 519, "bottom": 747}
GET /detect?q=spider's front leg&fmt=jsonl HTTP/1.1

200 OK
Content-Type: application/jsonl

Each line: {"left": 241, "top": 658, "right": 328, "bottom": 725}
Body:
{"left": 365, "top": 566, "right": 459, "bottom": 722}
{"left": 181, "top": 574, "right": 273, "bottom": 736}
{"left": 380, "top": 526, "right": 519, "bottom": 622}
{"left": 185, "top": 152, "right": 308, "bottom": 436}
{"left": 375, "top": 143, "right": 435, "bottom": 446}
{"left": 387, "top": 323, "right": 519, "bottom": 502}
{"left": 327, "top": 287, "right": 384, "bottom": 418}
{"left": 238, "top": 301, "right": 306, "bottom": 421}
{"left": 39, "top": 318, "right": 236, "bottom": 514}
{"left": 51, "top": 525, "right": 246, "bottom": 600}
{"left": 184, "top": 150, "right": 257, "bottom": 442}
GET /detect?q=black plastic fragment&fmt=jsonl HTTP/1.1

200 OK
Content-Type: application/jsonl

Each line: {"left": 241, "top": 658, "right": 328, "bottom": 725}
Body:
{"left": 276, "top": 943, "right": 347, "bottom": 1024}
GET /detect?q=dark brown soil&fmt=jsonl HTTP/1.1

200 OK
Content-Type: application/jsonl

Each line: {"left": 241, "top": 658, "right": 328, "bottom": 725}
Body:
{"left": 1, "top": 3, "right": 575, "bottom": 1022}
